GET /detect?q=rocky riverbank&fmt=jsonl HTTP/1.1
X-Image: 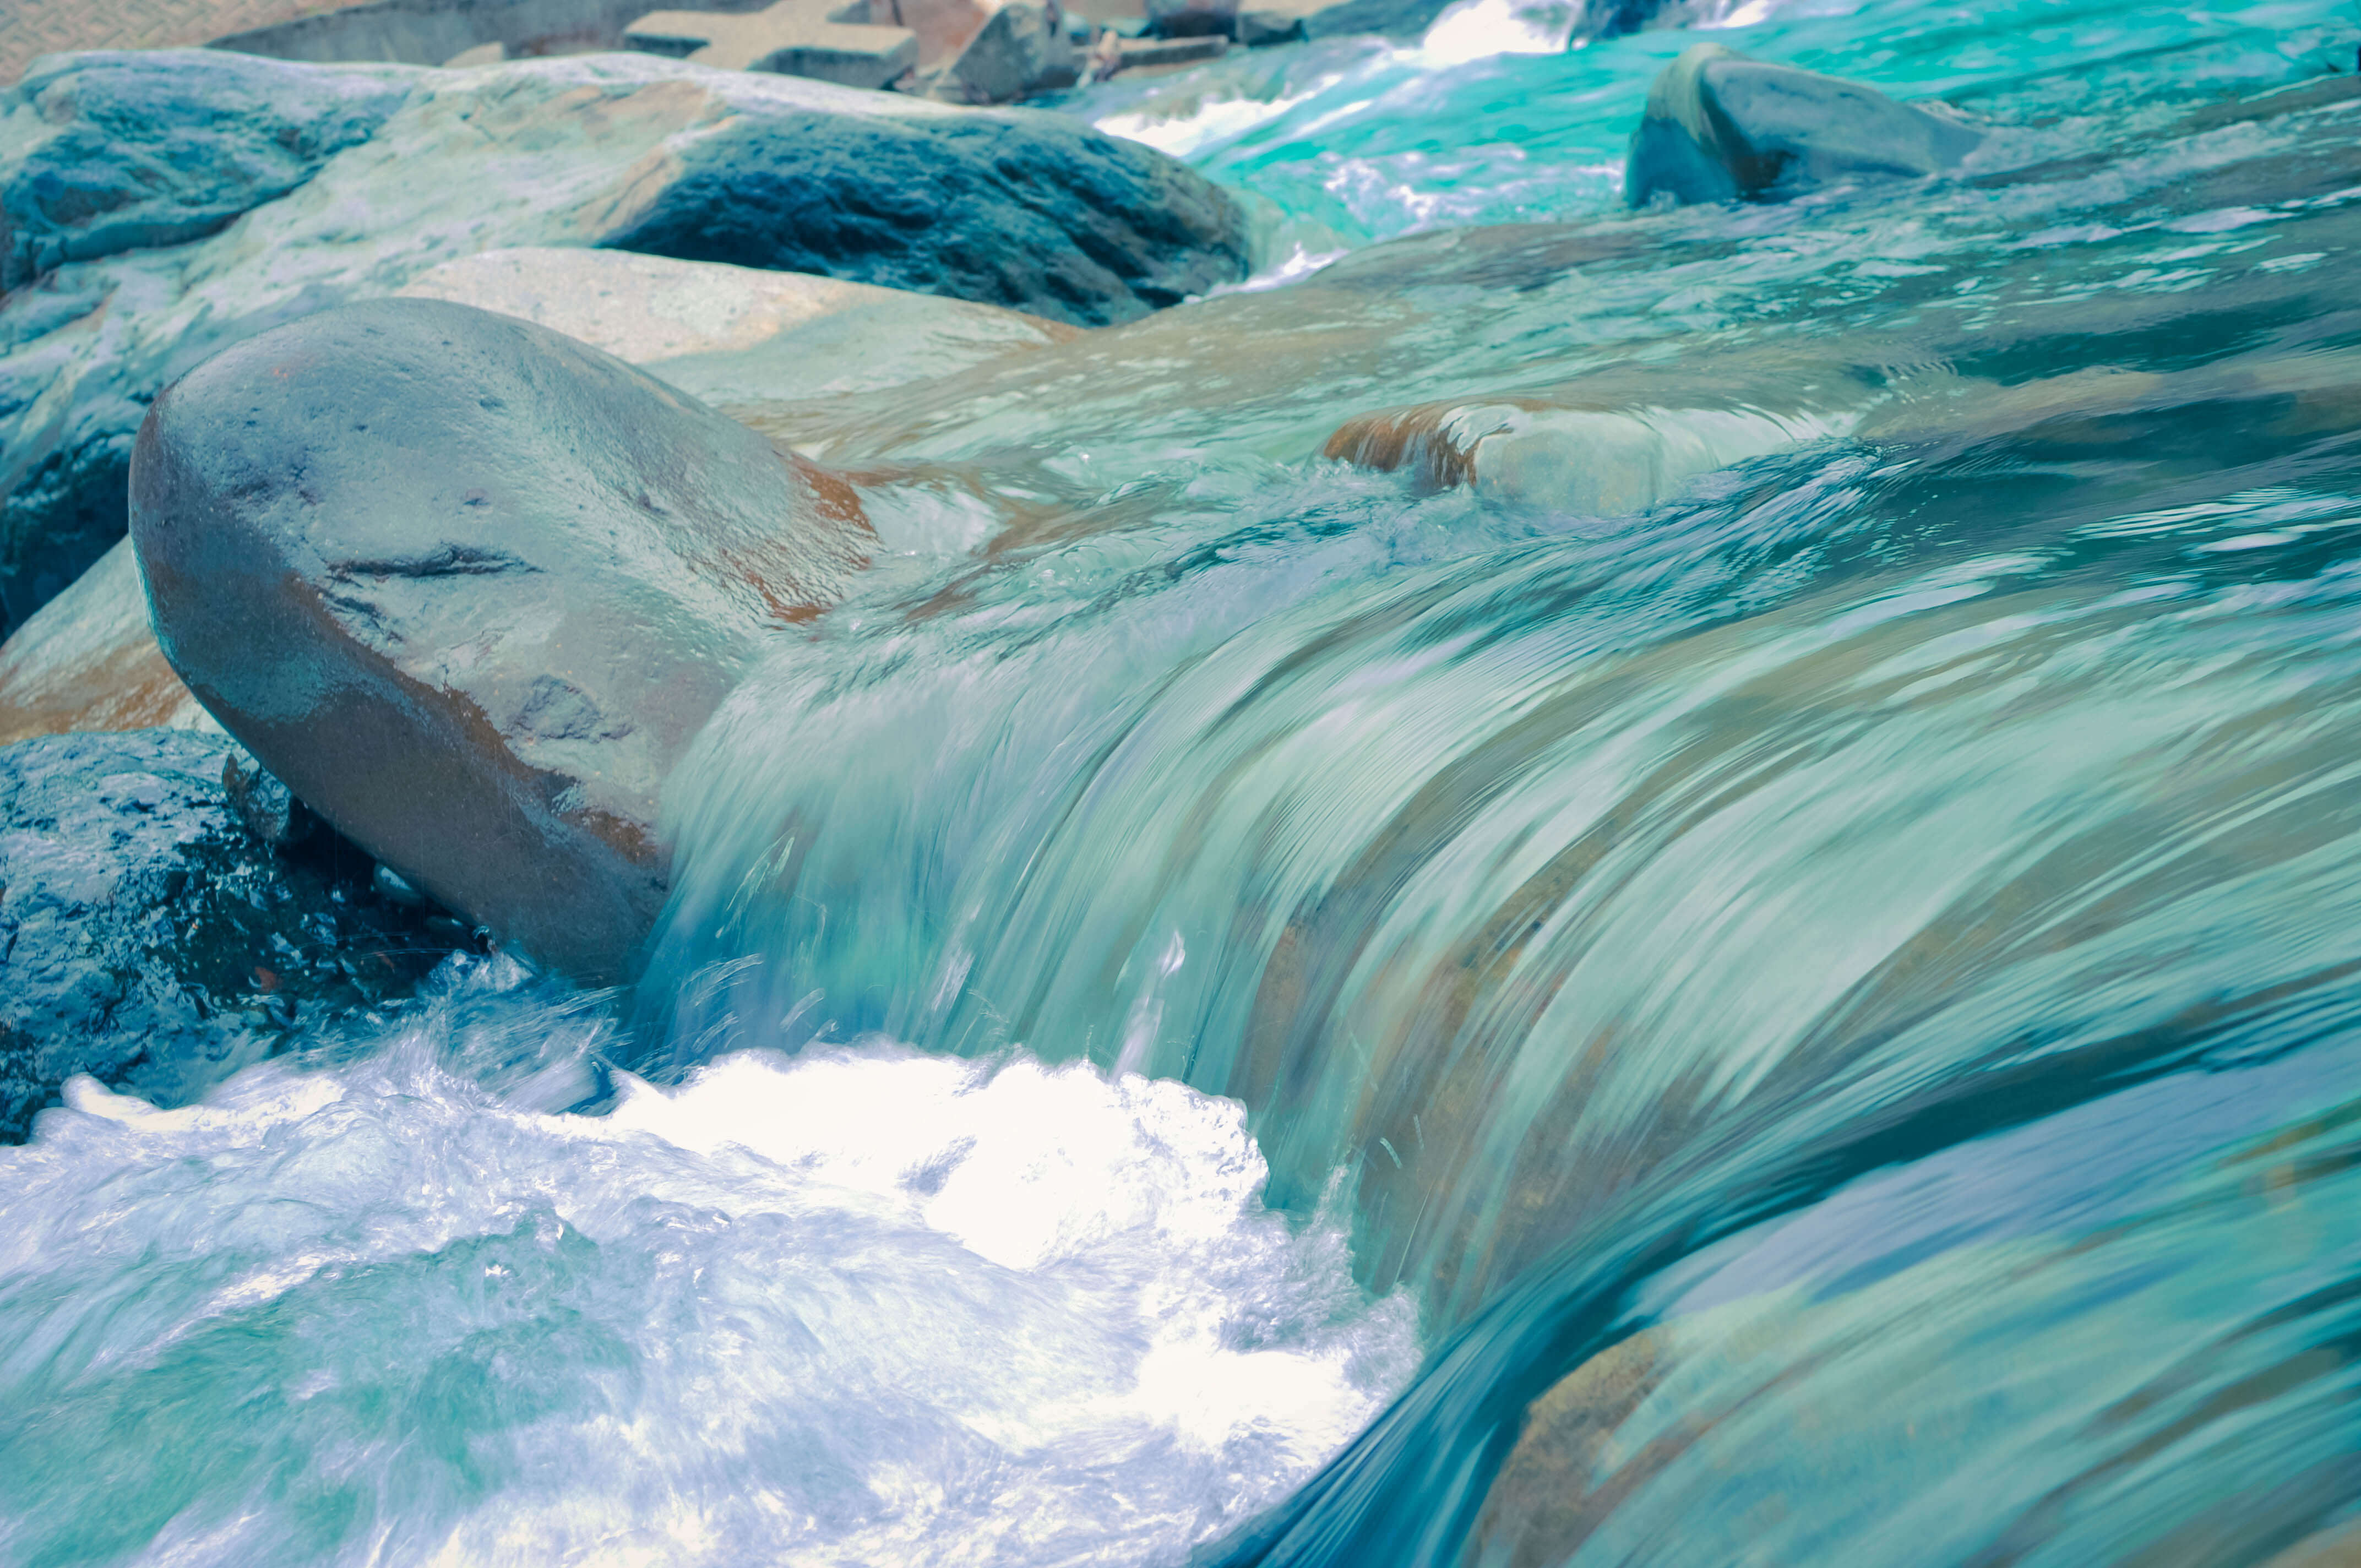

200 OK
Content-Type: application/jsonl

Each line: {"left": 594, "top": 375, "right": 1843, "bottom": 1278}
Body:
{"left": 8, "top": 31, "right": 2358, "bottom": 1132}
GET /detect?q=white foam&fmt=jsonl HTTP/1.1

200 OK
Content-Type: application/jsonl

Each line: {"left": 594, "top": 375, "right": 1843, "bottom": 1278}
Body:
{"left": 0, "top": 998, "right": 1417, "bottom": 1568}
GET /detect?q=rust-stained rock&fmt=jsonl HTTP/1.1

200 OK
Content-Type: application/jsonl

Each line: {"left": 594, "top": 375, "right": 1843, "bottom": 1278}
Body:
{"left": 1324, "top": 398, "right": 1847, "bottom": 515}
{"left": 130, "top": 297, "right": 874, "bottom": 983}
{"left": 0, "top": 540, "right": 209, "bottom": 747}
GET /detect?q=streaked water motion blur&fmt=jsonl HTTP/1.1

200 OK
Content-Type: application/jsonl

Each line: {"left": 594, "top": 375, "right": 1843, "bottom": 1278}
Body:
{"left": 12, "top": 0, "right": 2361, "bottom": 1561}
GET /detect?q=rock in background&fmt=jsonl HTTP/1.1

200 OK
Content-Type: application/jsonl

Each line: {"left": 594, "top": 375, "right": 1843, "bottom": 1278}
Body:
{"left": 0, "top": 728, "right": 466, "bottom": 1142}
{"left": 0, "top": 46, "right": 1249, "bottom": 642}
{"left": 1625, "top": 43, "right": 1983, "bottom": 208}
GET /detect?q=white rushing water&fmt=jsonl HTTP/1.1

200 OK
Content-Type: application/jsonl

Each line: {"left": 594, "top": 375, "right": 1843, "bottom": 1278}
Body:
{"left": 0, "top": 963, "right": 1418, "bottom": 1568}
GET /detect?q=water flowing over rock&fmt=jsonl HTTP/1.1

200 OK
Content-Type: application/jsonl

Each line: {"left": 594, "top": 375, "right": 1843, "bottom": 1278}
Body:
{"left": 130, "top": 296, "right": 874, "bottom": 983}
{"left": 0, "top": 727, "right": 456, "bottom": 1143}
{"left": 1321, "top": 398, "right": 1848, "bottom": 512}
{"left": 1625, "top": 43, "right": 1983, "bottom": 208}
{"left": 0, "top": 48, "right": 1247, "bottom": 641}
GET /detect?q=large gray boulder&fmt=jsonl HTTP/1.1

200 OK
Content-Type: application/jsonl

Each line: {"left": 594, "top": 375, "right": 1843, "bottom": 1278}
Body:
{"left": 1625, "top": 44, "right": 1983, "bottom": 208}
{"left": 129, "top": 297, "right": 874, "bottom": 984}
{"left": 0, "top": 48, "right": 1247, "bottom": 643}
{"left": 0, "top": 728, "right": 458, "bottom": 1142}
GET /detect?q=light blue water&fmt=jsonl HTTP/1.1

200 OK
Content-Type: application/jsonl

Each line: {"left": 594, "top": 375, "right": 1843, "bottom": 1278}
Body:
{"left": 11, "top": 0, "right": 2361, "bottom": 1562}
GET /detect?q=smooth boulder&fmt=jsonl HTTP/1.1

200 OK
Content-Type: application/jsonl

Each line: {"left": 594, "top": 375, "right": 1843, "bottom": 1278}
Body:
{"left": 0, "top": 48, "right": 1246, "bottom": 642}
{"left": 130, "top": 297, "right": 874, "bottom": 983}
{"left": 1625, "top": 44, "right": 1983, "bottom": 208}
{"left": 0, "top": 728, "right": 456, "bottom": 1142}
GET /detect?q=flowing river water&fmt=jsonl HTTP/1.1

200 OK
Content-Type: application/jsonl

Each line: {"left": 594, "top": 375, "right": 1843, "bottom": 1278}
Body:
{"left": 10, "top": 0, "right": 2361, "bottom": 1562}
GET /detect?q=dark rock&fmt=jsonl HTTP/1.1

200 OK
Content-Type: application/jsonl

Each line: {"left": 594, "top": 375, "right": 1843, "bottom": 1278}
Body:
{"left": 0, "top": 432, "right": 131, "bottom": 641}
{"left": 0, "top": 727, "right": 459, "bottom": 1143}
{"left": 130, "top": 297, "right": 877, "bottom": 984}
{"left": 1625, "top": 44, "right": 1983, "bottom": 208}
{"left": 601, "top": 106, "right": 1247, "bottom": 326}
{"left": 222, "top": 749, "right": 317, "bottom": 848}
{"left": 0, "top": 50, "right": 411, "bottom": 291}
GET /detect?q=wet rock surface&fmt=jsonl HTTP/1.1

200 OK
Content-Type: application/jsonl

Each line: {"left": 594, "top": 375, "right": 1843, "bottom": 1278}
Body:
{"left": 0, "top": 537, "right": 209, "bottom": 745}
{"left": 130, "top": 296, "right": 874, "bottom": 983}
{"left": 0, "top": 727, "right": 461, "bottom": 1144}
{"left": 601, "top": 104, "right": 1242, "bottom": 325}
{"left": 395, "top": 246, "right": 1076, "bottom": 408}
{"left": 0, "top": 49, "right": 1245, "bottom": 641}
{"left": 1625, "top": 43, "right": 1983, "bottom": 208}
{"left": 0, "top": 51, "right": 411, "bottom": 291}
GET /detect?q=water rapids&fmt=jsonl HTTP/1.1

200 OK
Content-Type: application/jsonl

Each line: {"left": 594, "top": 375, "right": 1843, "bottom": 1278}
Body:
{"left": 12, "top": 0, "right": 2361, "bottom": 1561}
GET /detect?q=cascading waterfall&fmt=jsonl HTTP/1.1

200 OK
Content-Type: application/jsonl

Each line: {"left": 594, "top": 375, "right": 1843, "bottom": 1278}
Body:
{"left": 10, "top": 0, "right": 2361, "bottom": 1561}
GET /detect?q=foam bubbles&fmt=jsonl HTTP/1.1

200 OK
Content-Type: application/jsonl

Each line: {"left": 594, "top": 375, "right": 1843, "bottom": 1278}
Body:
{"left": 0, "top": 994, "right": 1417, "bottom": 1568}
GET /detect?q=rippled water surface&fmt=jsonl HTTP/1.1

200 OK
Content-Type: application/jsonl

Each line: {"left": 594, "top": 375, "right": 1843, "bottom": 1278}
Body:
{"left": 13, "top": 0, "right": 2361, "bottom": 1561}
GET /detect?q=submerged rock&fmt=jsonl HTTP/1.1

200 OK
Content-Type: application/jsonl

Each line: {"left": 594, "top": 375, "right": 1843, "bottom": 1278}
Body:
{"left": 1625, "top": 43, "right": 1982, "bottom": 208}
{"left": 0, "top": 728, "right": 456, "bottom": 1143}
{"left": 130, "top": 297, "right": 874, "bottom": 983}
{"left": 1323, "top": 397, "right": 1848, "bottom": 512}
{"left": 0, "top": 48, "right": 1245, "bottom": 641}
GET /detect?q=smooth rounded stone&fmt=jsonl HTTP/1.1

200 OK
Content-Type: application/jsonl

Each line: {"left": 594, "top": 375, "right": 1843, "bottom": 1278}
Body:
{"left": 0, "top": 537, "right": 210, "bottom": 747}
{"left": 395, "top": 246, "right": 1077, "bottom": 408}
{"left": 1625, "top": 43, "right": 1984, "bottom": 208}
{"left": 6, "top": 249, "right": 1041, "bottom": 752}
{"left": 130, "top": 296, "right": 875, "bottom": 983}
{"left": 0, "top": 52, "right": 1244, "bottom": 645}
{"left": 0, "top": 727, "right": 456, "bottom": 1144}
{"left": 1323, "top": 398, "right": 1851, "bottom": 513}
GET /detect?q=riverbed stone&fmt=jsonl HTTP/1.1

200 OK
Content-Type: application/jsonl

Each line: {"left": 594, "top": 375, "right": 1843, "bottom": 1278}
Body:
{"left": 1625, "top": 43, "right": 1983, "bottom": 208}
{"left": 395, "top": 246, "right": 1077, "bottom": 409}
{"left": 0, "top": 48, "right": 1245, "bottom": 643}
{"left": 2, "top": 249, "right": 1052, "bottom": 754}
{"left": 129, "top": 297, "right": 873, "bottom": 983}
{"left": 1323, "top": 396, "right": 1847, "bottom": 513}
{"left": 0, "top": 50, "right": 411, "bottom": 292}
{"left": 0, "top": 538, "right": 209, "bottom": 746}
{"left": 0, "top": 727, "right": 456, "bottom": 1144}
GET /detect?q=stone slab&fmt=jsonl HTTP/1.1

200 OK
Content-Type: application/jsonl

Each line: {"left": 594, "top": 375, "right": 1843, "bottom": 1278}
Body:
{"left": 626, "top": 0, "right": 919, "bottom": 86}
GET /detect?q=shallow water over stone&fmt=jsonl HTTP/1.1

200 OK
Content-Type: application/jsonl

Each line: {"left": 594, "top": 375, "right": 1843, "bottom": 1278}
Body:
{"left": 10, "top": 0, "right": 2361, "bottom": 1561}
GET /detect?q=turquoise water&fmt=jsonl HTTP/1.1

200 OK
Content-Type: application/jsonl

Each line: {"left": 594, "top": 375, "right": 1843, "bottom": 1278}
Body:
{"left": 13, "top": 0, "right": 2361, "bottom": 1561}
